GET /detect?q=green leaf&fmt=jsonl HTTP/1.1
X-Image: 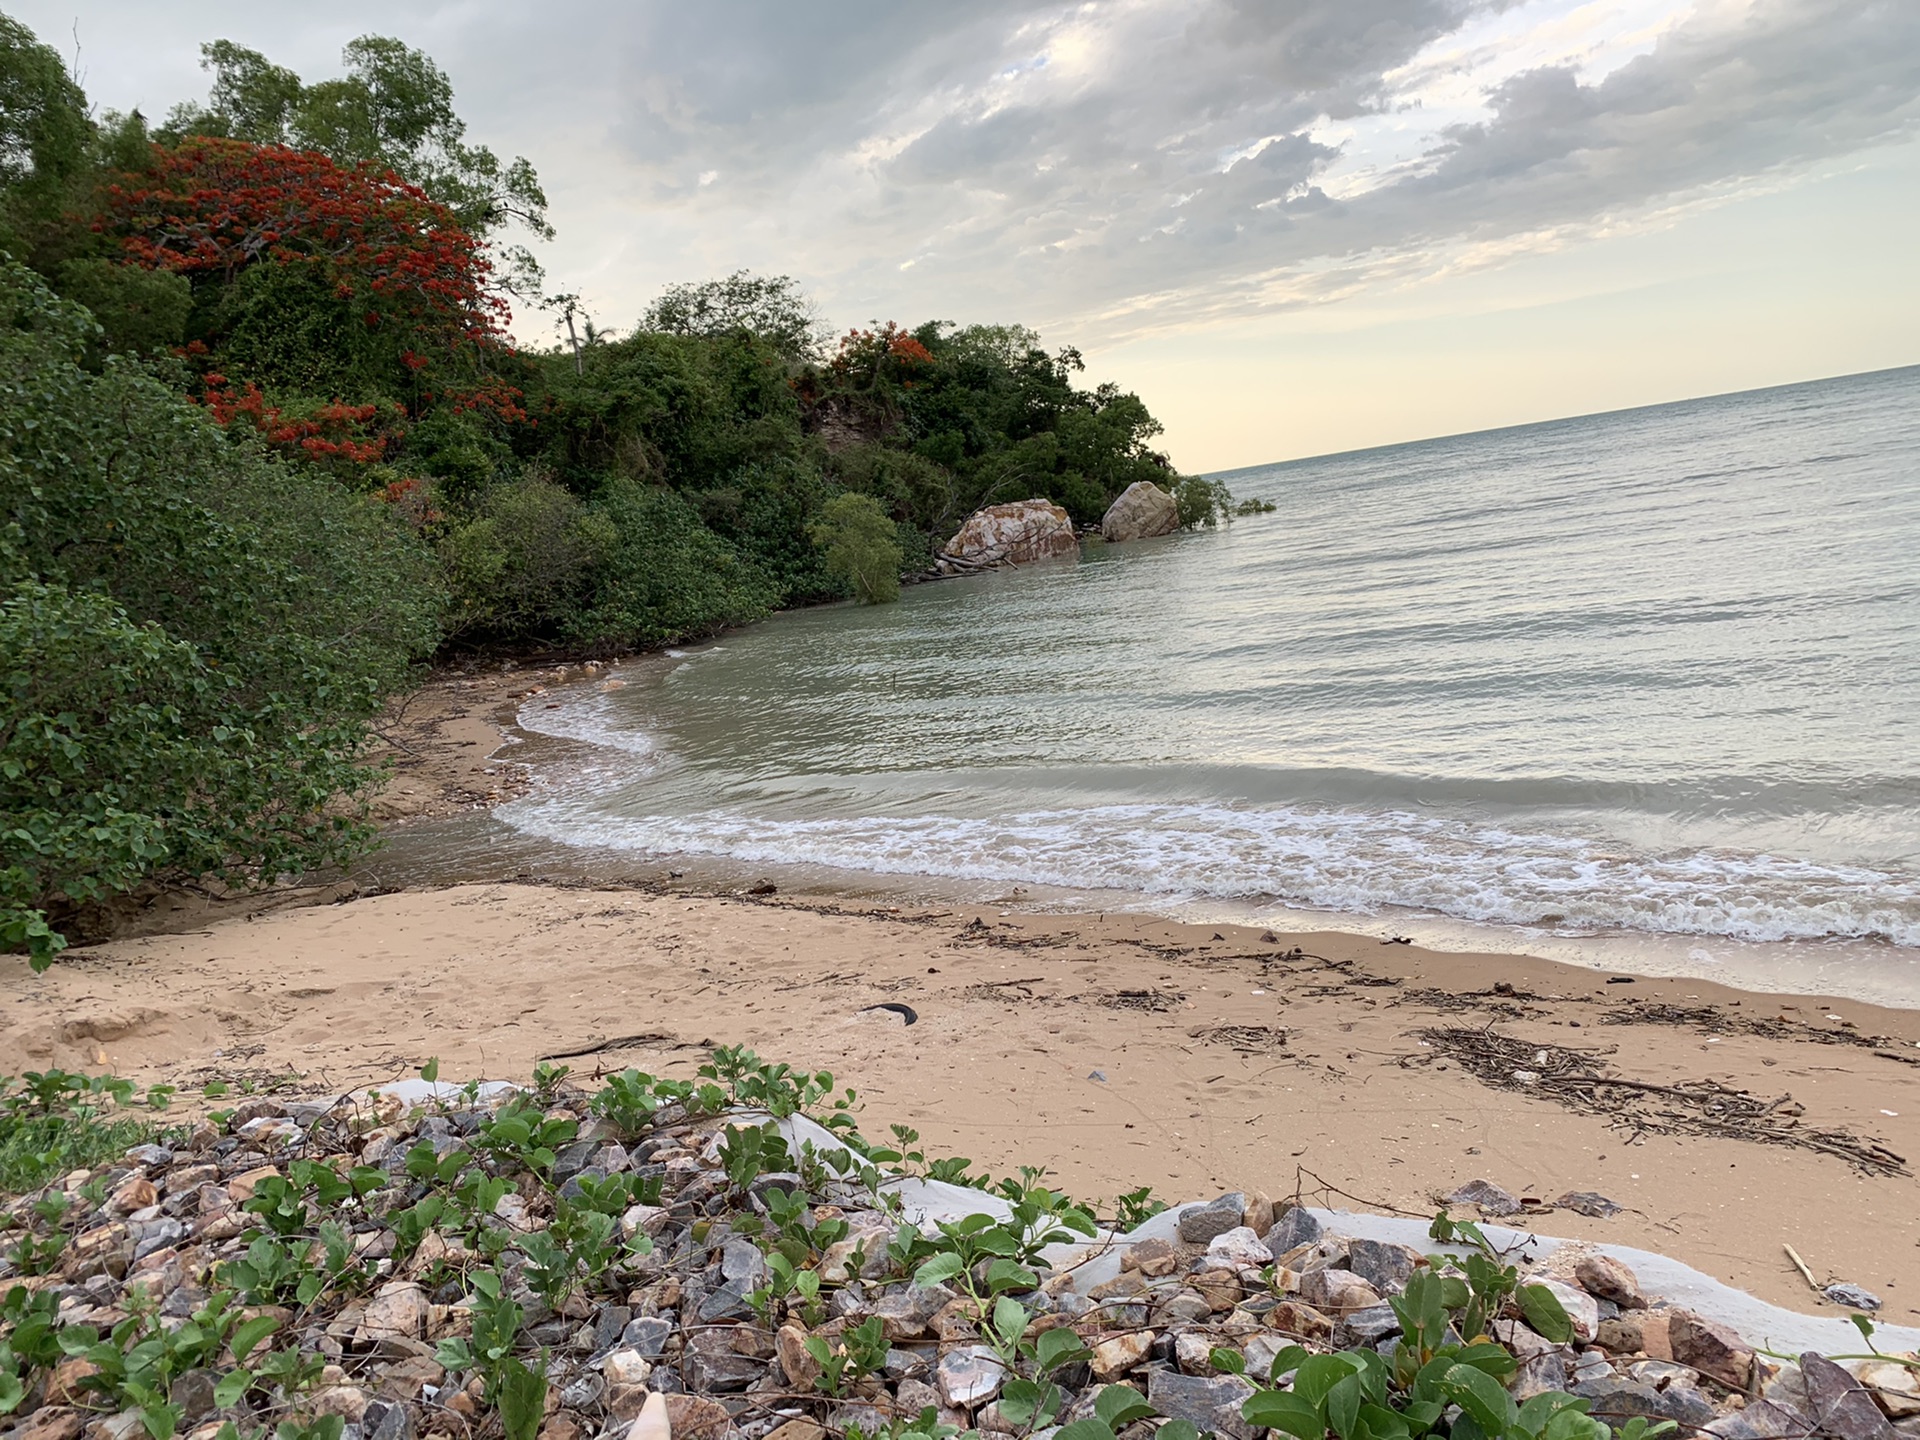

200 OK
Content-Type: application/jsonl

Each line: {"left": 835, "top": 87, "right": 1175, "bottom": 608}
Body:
{"left": 1094, "top": 1383, "right": 1155, "bottom": 1429}
{"left": 1441, "top": 1364, "right": 1517, "bottom": 1435}
{"left": 1516, "top": 1284, "right": 1574, "bottom": 1345}
{"left": 420, "top": 1057, "right": 440, "bottom": 1083}
{"left": 1160, "top": 1423, "right": 1204, "bottom": 1440}
{"left": 1035, "top": 1326, "right": 1092, "bottom": 1372}
{"left": 1055, "top": 1421, "right": 1118, "bottom": 1440}
{"left": 1295, "top": 1354, "right": 1366, "bottom": 1406}
{"left": 497, "top": 1356, "right": 547, "bottom": 1440}
{"left": 213, "top": 1370, "right": 252, "bottom": 1408}
{"left": 229, "top": 1315, "right": 279, "bottom": 1365}
{"left": 913, "top": 1252, "right": 965, "bottom": 1287}
{"left": 1243, "top": 1389, "right": 1328, "bottom": 1440}
{"left": 991, "top": 1296, "right": 1028, "bottom": 1348}
{"left": 1326, "top": 1373, "right": 1365, "bottom": 1440}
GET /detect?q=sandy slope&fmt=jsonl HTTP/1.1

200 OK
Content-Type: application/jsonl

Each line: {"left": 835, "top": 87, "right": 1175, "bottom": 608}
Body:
{"left": 8, "top": 880, "right": 1918, "bottom": 1320}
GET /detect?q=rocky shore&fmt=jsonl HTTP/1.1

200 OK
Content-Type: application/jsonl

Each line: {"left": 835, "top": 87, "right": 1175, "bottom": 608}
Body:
{"left": 4, "top": 1061, "right": 1917, "bottom": 1440}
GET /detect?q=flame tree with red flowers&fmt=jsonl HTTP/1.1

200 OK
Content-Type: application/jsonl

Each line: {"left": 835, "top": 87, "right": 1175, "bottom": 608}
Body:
{"left": 87, "top": 136, "right": 527, "bottom": 483}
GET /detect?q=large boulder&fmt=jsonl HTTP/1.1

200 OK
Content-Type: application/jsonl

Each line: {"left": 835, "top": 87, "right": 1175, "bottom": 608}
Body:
{"left": 1101, "top": 481, "right": 1180, "bottom": 541}
{"left": 937, "top": 500, "right": 1079, "bottom": 571}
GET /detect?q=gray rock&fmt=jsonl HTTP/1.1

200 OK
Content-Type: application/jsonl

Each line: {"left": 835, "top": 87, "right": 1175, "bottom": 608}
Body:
{"left": 1178, "top": 1194, "right": 1247, "bottom": 1245}
{"left": 1557, "top": 1191, "right": 1623, "bottom": 1218}
{"left": 620, "top": 1316, "right": 673, "bottom": 1358}
{"left": 1339, "top": 1304, "right": 1403, "bottom": 1348}
{"left": 1264, "top": 1206, "right": 1322, "bottom": 1256}
{"left": 935, "top": 1346, "right": 1008, "bottom": 1408}
{"left": 886, "top": 1347, "right": 934, "bottom": 1380}
{"left": 592, "top": 1305, "right": 632, "bottom": 1353}
{"left": 685, "top": 1331, "right": 770, "bottom": 1392}
{"left": 697, "top": 1280, "right": 757, "bottom": 1323}
{"left": 168, "top": 1369, "right": 218, "bottom": 1422}
{"left": 1346, "top": 1240, "right": 1421, "bottom": 1295}
{"left": 559, "top": 1372, "right": 605, "bottom": 1410}
{"left": 1825, "top": 1284, "right": 1884, "bottom": 1312}
{"left": 125, "top": 1144, "right": 174, "bottom": 1169}
{"left": 1708, "top": 1400, "right": 1825, "bottom": 1440}
{"left": 551, "top": 1140, "right": 600, "bottom": 1182}
{"left": 369, "top": 1402, "right": 415, "bottom": 1440}
{"left": 721, "top": 1239, "right": 768, "bottom": 1290}
{"left": 1513, "top": 1353, "right": 1572, "bottom": 1401}
{"left": 1446, "top": 1180, "right": 1520, "bottom": 1216}
{"left": 1785, "top": 1354, "right": 1896, "bottom": 1440}
{"left": 1147, "top": 1371, "right": 1258, "bottom": 1440}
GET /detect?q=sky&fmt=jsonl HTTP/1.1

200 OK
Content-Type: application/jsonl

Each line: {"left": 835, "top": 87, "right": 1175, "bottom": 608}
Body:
{"left": 12, "top": 0, "right": 1919, "bottom": 471}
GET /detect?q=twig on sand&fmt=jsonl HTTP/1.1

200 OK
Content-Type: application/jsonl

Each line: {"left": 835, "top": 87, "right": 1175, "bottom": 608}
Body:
{"left": 1784, "top": 1243, "right": 1820, "bottom": 1292}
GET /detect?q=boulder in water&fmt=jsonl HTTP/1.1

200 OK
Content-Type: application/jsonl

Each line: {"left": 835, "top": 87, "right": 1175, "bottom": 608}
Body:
{"left": 937, "top": 499, "right": 1078, "bottom": 572}
{"left": 1101, "top": 480, "right": 1180, "bottom": 541}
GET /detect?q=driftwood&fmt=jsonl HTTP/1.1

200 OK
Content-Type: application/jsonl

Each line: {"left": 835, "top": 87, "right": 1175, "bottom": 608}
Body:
{"left": 1414, "top": 1025, "right": 1910, "bottom": 1178}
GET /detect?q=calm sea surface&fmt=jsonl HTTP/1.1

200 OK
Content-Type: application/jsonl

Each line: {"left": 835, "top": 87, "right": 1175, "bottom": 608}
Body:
{"left": 485, "top": 365, "right": 1920, "bottom": 974}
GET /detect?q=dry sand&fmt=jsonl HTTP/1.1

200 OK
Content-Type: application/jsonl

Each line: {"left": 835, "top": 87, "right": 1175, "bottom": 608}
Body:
{"left": 8, "top": 879, "right": 1918, "bottom": 1322}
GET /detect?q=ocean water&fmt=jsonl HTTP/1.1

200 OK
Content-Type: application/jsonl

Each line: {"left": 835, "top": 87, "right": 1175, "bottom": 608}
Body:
{"left": 496, "top": 365, "right": 1920, "bottom": 960}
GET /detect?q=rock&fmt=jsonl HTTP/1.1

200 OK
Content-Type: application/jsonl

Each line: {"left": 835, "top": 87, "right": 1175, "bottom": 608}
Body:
{"left": 1576, "top": 1376, "right": 1717, "bottom": 1429}
{"left": 1122, "top": 1237, "right": 1182, "bottom": 1278}
{"left": 1779, "top": 1354, "right": 1897, "bottom": 1440}
{"left": 939, "top": 500, "right": 1080, "bottom": 571}
{"left": 225, "top": 1166, "right": 281, "bottom": 1203}
{"left": 622, "top": 1315, "right": 674, "bottom": 1358}
{"left": 1708, "top": 1399, "right": 1825, "bottom": 1440}
{"left": 375, "top": 1356, "right": 445, "bottom": 1399}
{"left": 684, "top": 1329, "right": 769, "bottom": 1392}
{"left": 367, "top": 1402, "right": 416, "bottom": 1440}
{"left": 601, "top": 1349, "right": 652, "bottom": 1387}
{"left": 13, "top": 1408, "right": 84, "bottom": 1440}
{"left": 311, "top": 1386, "right": 372, "bottom": 1424}
{"left": 168, "top": 1369, "right": 219, "bottom": 1422}
{"left": 1101, "top": 482, "right": 1180, "bottom": 543}
{"left": 1860, "top": 1361, "right": 1920, "bottom": 1419}
{"left": 1595, "top": 1317, "right": 1645, "bottom": 1354}
{"left": 1174, "top": 1331, "right": 1218, "bottom": 1374}
{"left": 875, "top": 1282, "right": 957, "bottom": 1340}
{"left": 1537, "top": 1278, "right": 1600, "bottom": 1343}
{"left": 1264, "top": 1207, "right": 1322, "bottom": 1255}
{"left": 777, "top": 1324, "right": 822, "bottom": 1388}
{"left": 619, "top": 1204, "right": 669, "bottom": 1241}
{"left": 64, "top": 1223, "right": 131, "bottom": 1280}
{"left": 46, "top": 1357, "right": 101, "bottom": 1406}
{"left": 1178, "top": 1194, "right": 1246, "bottom": 1245}
{"left": 764, "top": 1423, "right": 826, "bottom": 1440}
{"left": 356, "top": 1282, "right": 428, "bottom": 1343}
{"left": 1299, "top": 1269, "right": 1380, "bottom": 1315}
{"left": 1089, "top": 1331, "right": 1155, "bottom": 1380}
{"left": 1446, "top": 1179, "right": 1520, "bottom": 1216}
{"left": 935, "top": 1345, "right": 1009, "bottom": 1407}
{"left": 1513, "top": 1353, "right": 1572, "bottom": 1401}
{"left": 1575, "top": 1254, "right": 1645, "bottom": 1309}
{"left": 1243, "top": 1191, "right": 1274, "bottom": 1238}
{"left": 1669, "top": 1309, "right": 1755, "bottom": 1390}
{"left": 1206, "top": 1226, "right": 1273, "bottom": 1270}
{"left": 1148, "top": 1371, "right": 1258, "bottom": 1440}
{"left": 1266, "top": 1300, "right": 1334, "bottom": 1341}
{"left": 605, "top": 1384, "right": 653, "bottom": 1421}
{"left": 1557, "top": 1191, "right": 1623, "bottom": 1218}
{"left": 1826, "top": 1283, "right": 1885, "bottom": 1312}
{"left": 664, "top": 1395, "right": 732, "bottom": 1440}
{"left": 1339, "top": 1304, "right": 1402, "bottom": 1348}
{"left": 1345, "top": 1240, "right": 1421, "bottom": 1295}
{"left": 106, "top": 1175, "right": 157, "bottom": 1216}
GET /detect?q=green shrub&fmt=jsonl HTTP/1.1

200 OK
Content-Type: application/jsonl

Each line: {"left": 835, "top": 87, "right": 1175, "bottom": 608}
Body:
{"left": 0, "top": 261, "right": 442, "bottom": 966}
{"left": 569, "top": 480, "right": 777, "bottom": 650}
{"left": 808, "top": 492, "right": 902, "bottom": 604}
{"left": 443, "top": 473, "right": 613, "bottom": 639}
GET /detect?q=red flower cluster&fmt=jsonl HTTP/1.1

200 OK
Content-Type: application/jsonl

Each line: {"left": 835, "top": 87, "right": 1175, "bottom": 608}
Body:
{"left": 96, "top": 137, "right": 511, "bottom": 376}
{"left": 200, "top": 372, "right": 398, "bottom": 467}
{"left": 827, "top": 323, "right": 934, "bottom": 390}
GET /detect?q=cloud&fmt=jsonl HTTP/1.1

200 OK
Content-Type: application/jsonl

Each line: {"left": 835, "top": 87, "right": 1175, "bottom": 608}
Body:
{"left": 14, "top": 0, "right": 1918, "bottom": 345}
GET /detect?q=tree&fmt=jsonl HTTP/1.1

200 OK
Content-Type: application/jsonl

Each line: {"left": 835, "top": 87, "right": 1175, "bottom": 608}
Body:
{"left": 641, "top": 271, "right": 824, "bottom": 362}
{"left": 93, "top": 136, "right": 521, "bottom": 432}
{"left": 0, "top": 260, "right": 442, "bottom": 967}
{"left": 809, "top": 493, "right": 903, "bottom": 605}
{"left": 164, "top": 35, "right": 549, "bottom": 271}
{"left": 0, "top": 15, "right": 89, "bottom": 241}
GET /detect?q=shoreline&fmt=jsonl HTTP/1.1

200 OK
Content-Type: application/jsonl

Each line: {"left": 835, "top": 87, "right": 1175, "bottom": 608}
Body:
{"left": 14, "top": 668, "right": 1920, "bottom": 1321}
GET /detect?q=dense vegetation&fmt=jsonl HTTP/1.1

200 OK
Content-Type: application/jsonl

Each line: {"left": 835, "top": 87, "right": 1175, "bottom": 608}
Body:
{"left": 0, "top": 15, "right": 1216, "bottom": 962}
